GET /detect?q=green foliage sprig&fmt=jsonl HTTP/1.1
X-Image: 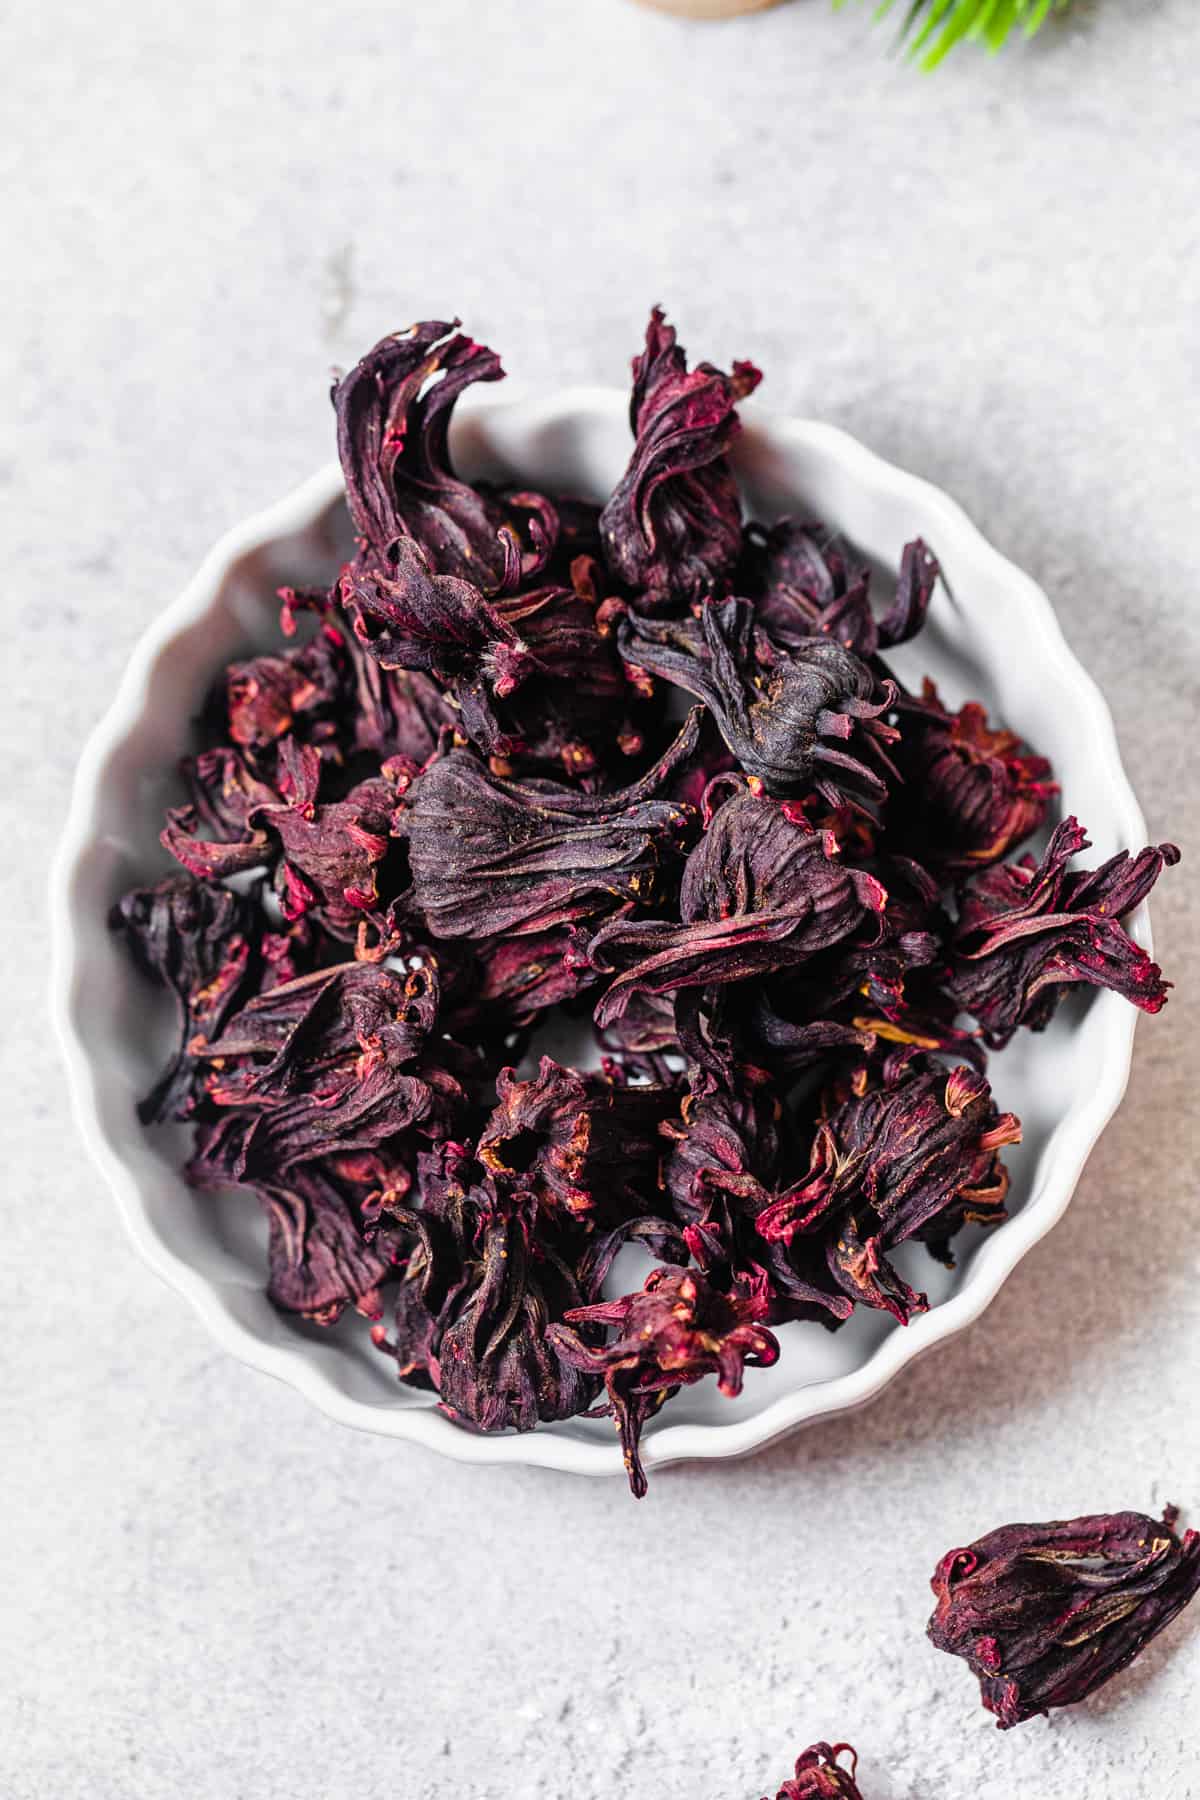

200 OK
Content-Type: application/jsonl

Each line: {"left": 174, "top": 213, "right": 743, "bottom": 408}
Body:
{"left": 838, "top": 0, "right": 1072, "bottom": 69}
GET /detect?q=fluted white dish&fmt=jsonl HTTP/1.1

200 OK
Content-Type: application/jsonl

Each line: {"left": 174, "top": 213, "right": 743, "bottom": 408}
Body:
{"left": 50, "top": 389, "right": 1153, "bottom": 1483}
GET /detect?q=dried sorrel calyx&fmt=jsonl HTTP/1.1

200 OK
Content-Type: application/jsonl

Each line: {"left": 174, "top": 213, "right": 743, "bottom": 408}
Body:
{"left": 619, "top": 599, "right": 899, "bottom": 807}
{"left": 333, "top": 318, "right": 557, "bottom": 593}
{"left": 745, "top": 517, "right": 938, "bottom": 662}
{"left": 661, "top": 1078, "right": 853, "bottom": 1328}
{"left": 111, "top": 875, "right": 260, "bottom": 1123}
{"left": 340, "top": 537, "right": 633, "bottom": 771}
{"left": 928, "top": 1506, "right": 1200, "bottom": 1727}
{"left": 186, "top": 960, "right": 468, "bottom": 1178}
{"left": 947, "top": 818, "right": 1179, "bottom": 1047}
{"left": 590, "top": 787, "right": 887, "bottom": 1027}
{"left": 892, "top": 680, "right": 1056, "bottom": 872}
{"left": 762, "top": 1742, "right": 866, "bottom": 1800}
{"left": 599, "top": 306, "right": 760, "bottom": 612}
{"left": 548, "top": 1265, "right": 779, "bottom": 1496}
{"left": 401, "top": 709, "right": 701, "bottom": 941}
{"left": 756, "top": 1049, "right": 1020, "bottom": 1324}
{"left": 477, "top": 1054, "right": 675, "bottom": 1225}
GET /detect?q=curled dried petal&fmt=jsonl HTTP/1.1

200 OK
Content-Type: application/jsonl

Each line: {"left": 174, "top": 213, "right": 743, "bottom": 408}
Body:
{"left": 599, "top": 307, "right": 760, "bottom": 612}
{"left": 748, "top": 517, "right": 938, "bottom": 662}
{"left": 947, "top": 818, "right": 1179, "bottom": 1046}
{"left": 765, "top": 1742, "right": 865, "bottom": 1800}
{"left": 434, "top": 1217, "right": 600, "bottom": 1432}
{"left": 895, "top": 682, "right": 1056, "bottom": 871}
{"left": 188, "top": 960, "right": 468, "bottom": 1172}
{"left": 757, "top": 1051, "right": 1020, "bottom": 1322}
{"left": 333, "top": 319, "right": 555, "bottom": 592}
{"left": 478, "top": 1055, "right": 675, "bottom": 1223}
{"left": 591, "top": 790, "right": 886, "bottom": 1026}
{"left": 662, "top": 1081, "right": 853, "bottom": 1327}
{"left": 243, "top": 1161, "right": 397, "bottom": 1323}
{"left": 548, "top": 1265, "right": 779, "bottom": 1496}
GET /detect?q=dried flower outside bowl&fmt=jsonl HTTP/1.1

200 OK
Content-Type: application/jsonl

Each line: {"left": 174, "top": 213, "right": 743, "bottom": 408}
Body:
{"left": 51, "top": 390, "right": 1154, "bottom": 1485}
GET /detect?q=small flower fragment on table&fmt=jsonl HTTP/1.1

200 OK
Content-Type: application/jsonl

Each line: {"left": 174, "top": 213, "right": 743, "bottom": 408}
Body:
{"left": 762, "top": 1741, "right": 866, "bottom": 1798}
{"left": 113, "top": 305, "right": 1179, "bottom": 1494}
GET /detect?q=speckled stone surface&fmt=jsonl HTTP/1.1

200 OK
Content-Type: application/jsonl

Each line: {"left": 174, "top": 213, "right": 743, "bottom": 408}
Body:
{"left": 4, "top": 2, "right": 1199, "bottom": 1796}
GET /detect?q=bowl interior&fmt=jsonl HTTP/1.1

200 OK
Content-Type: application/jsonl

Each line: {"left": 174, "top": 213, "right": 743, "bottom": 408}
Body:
{"left": 57, "top": 392, "right": 1148, "bottom": 1471}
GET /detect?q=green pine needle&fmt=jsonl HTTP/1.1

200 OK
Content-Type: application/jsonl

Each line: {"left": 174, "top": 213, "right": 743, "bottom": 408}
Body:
{"left": 835, "top": 0, "right": 1070, "bottom": 67}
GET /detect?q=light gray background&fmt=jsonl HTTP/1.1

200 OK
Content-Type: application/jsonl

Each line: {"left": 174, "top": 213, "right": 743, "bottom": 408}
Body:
{"left": 4, "top": 2, "right": 1198, "bottom": 1796}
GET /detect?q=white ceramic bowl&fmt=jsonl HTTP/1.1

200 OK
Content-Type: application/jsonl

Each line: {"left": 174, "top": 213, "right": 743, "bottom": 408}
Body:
{"left": 51, "top": 388, "right": 1154, "bottom": 1484}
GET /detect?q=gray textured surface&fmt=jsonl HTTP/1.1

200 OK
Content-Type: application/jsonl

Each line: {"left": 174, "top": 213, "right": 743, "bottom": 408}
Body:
{"left": 4, "top": 2, "right": 1199, "bottom": 1796}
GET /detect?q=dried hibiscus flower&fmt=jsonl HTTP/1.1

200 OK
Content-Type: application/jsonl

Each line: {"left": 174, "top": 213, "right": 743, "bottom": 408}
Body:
{"left": 111, "top": 875, "right": 260, "bottom": 1123}
{"left": 894, "top": 680, "right": 1056, "bottom": 872}
{"left": 402, "top": 709, "right": 701, "bottom": 941}
{"left": 477, "top": 1055, "right": 675, "bottom": 1225}
{"left": 620, "top": 599, "right": 899, "bottom": 809}
{"left": 591, "top": 788, "right": 887, "bottom": 1027}
{"left": 662, "top": 1079, "right": 854, "bottom": 1328}
{"left": 113, "top": 305, "right": 1179, "bottom": 1493}
{"left": 762, "top": 1743, "right": 866, "bottom": 1800}
{"left": 928, "top": 1506, "right": 1200, "bottom": 1728}
{"left": 947, "top": 818, "right": 1179, "bottom": 1047}
{"left": 746, "top": 517, "right": 938, "bottom": 663}
{"left": 214, "top": 1157, "right": 401, "bottom": 1324}
{"left": 418, "top": 1212, "right": 601, "bottom": 1433}
{"left": 548, "top": 1265, "right": 779, "bottom": 1496}
{"left": 187, "top": 960, "right": 469, "bottom": 1178}
{"left": 341, "top": 536, "right": 633, "bottom": 772}
{"left": 599, "top": 306, "right": 760, "bottom": 613}
{"left": 333, "top": 318, "right": 556, "bottom": 593}
{"left": 757, "top": 1050, "right": 1021, "bottom": 1323}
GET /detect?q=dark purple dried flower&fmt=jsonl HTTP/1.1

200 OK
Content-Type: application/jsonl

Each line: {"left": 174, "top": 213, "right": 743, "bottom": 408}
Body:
{"left": 663, "top": 1080, "right": 784, "bottom": 1238}
{"left": 333, "top": 319, "right": 556, "bottom": 593}
{"left": 729, "top": 851, "right": 964, "bottom": 1073}
{"left": 748, "top": 518, "right": 938, "bottom": 662}
{"left": 402, "top": 711, "right": 700, "bottom": 941}
{"left": 928, "top": 1507, "right": 1200, "bottom": 1728}
{"left": 341, "top": 540, "right": 633, "bottom": 771}
{"left": 231, "top": 1158, "right": 400, "bottom": 1324}
{"left": 477, "top": 1055, "right": 674, "bottom": 1223}
{"left": 757, "top": 1051, "right": 1020, "bottom": 1322}
{"left": 161, "top": 746, "right": 279, "bottom": 880}
{"left": 188, "top": 960, "right": 467, "bottom": 1177}
{"left": 662, "top": 1080, "right": 853, "bottom": 1328}
{"left": 620, "top": 598, "right": 898, "bottom": 808}
{"left": 474, "top": 927, "right": 596, "bottom": 1026}
{"left": 548, "top": 1265, "right": 779, "bottom": 1496}
{"left": 277, "top": 584, "right": 459, "bottom": 765}
{"left": 591, "top": 789, "right": 887, "bottom": 1026}
{"left": 947, "top": 818, "right": 1179, "bottom": 1047}
{"left": 110, "top": 875, "right": 258, "bottom": 1123}
{"left": 483, "top": 557, "right": 640, "bottom": 773}
{"left": 245, "top": 741, "right": 398, "bottom": 939}
{"left": 895, "top": 682, "right": 1056, "bottom": 871}
{"left": 357, "top": 662, "right": 457, "bottom": 766}
{"left": 339, "top": 539, "right": 498, "bottom": 695}
{"left": 224, "top": 633, "right": 343, "bottom": 756}
{"left": 370, "top": 1148, "right": 602, "bottom": 1431}
{"left": 764, "top": 1743, "right": 865, "bottom": 1800}
{"left": 599, "top": 307, "right": 760, "bottom": 612}
{"left": 433, "top": 1215, "right": 600, "bottom": 1432}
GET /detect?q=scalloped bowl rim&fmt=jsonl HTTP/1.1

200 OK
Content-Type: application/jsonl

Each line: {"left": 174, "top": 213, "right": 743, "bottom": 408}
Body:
{"left": 49, "top": 387, "right": 1150, "bottom": 1482}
